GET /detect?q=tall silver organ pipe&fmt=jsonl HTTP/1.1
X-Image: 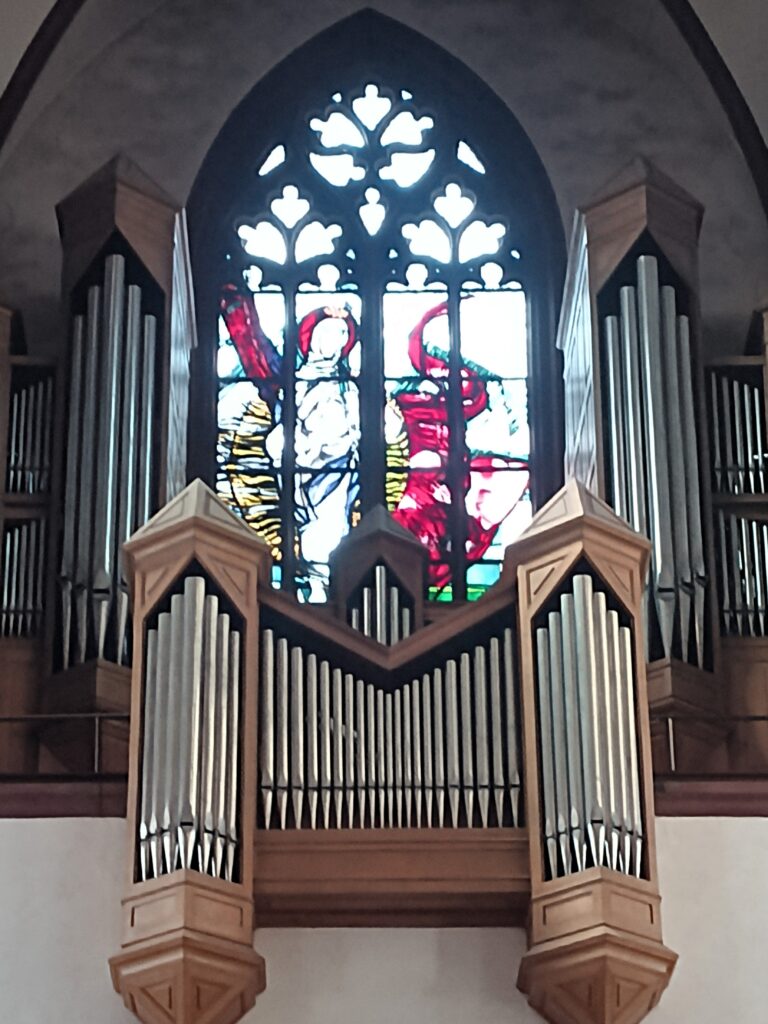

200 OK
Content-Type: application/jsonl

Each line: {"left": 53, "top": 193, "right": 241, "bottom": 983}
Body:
{"left": 258, "top": 621, "right": 522, "bottom": 830}
{"left": 1, "top": 519, "right": 46, "bottom": 637}
{"left": 138, "top": 575, "right": 242, "bottom": 882}
{"left": 347, "top": 562, "right": 414, "bottom": 645}
{"left": 6, "top": 373, "right": 54, "bottom": 496}
{"left": 717, "top": 510, "right": 768, "bottom": 637}
{"left": 58, "top": 254, "right": 159, "bottom": 668}
{"left": 534, "top": 574, "right": 645, "bottom": 880}
{"left": 603, "top": 255, "right": 707, "bottom": 667}
{"left": 708, "top": 368, "right": 767, "bottom": 497}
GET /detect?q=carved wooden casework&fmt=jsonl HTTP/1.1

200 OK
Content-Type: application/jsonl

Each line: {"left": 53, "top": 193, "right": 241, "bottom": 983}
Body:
{"left": 109, "top": 478, "right": 675, "bottom": 1024}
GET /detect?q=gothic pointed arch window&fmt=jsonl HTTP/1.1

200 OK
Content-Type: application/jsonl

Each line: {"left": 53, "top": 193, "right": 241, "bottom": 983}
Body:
{"left": 188, "top": 13, "right": 565, "bottom": 603}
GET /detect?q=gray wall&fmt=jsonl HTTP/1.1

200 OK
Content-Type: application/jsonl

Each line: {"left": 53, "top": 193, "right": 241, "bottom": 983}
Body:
{"left": 0, "top": 0, "right": 766, "bottom": 357}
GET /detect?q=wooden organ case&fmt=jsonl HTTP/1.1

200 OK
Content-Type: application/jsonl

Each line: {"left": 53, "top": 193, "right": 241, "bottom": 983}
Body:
{"left": 108, "top": 478, "right": 675, "bottom": 1024}
{"left": 0, "top": 155, "right": 198, "bottom": 776}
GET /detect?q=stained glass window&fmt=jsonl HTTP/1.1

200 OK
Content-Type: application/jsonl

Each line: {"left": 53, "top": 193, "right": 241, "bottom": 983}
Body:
{"left": 215, "top": 83, "right": 533, "bottom": 603}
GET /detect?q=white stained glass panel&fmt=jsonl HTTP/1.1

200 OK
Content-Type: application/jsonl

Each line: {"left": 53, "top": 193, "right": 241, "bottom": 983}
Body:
{"left": 458, "top": 220, "right": 505, "bottom": 263}
{"left": 459, "top": 289, "right": 527, "bottom": 379}
{"left": 270, "top": 185, "right": 310, "bottom": 229}
{"left": 351, "top": 84, "right": 391, "bottom": 130}
{"left": 310, "top": 152, "right": 365, "bottom": 187}
{"left": 465, "top": 379, "right": 529, "bottom": 461}
{"left": 379, "top": 150, "right": 435, "bottom": 188}
{"left": 294, "top": 221, "right": 342, "bottom": 263}
{"left": 383, "top": 288, "right": 448, "bottom": 378}
{"left": 309, "top": 112, "right": 365, "bottom": 148}
{"left": 457, "top": 140, "right": 486, "bottom": 174}
{"left": 433, "top": 183, "right": 474, "bottom": 228}
{"left": 402, "top": 219, "right": 451, "bottom": 263}
{"left": 380, "top": 111, "right": 434, "bottom": 146}
{"left": 258, "top": 145, "right": 286, "bottom": 176}
{"left": 238, "top": 222, "right": 287, "bottom": 264}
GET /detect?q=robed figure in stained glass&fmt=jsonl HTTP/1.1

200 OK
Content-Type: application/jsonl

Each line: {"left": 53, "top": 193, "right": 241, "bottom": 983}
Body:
{"left": 220, "top": 285, "right": 360, "bottom": 601}
{"left": 386, "top": 299, "right": 529, "bottom": 592}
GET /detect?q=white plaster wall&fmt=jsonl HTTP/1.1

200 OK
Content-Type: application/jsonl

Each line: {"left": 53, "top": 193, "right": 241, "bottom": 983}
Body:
{"left": 0, "top": 816, "right": 767, "bottom": 1024}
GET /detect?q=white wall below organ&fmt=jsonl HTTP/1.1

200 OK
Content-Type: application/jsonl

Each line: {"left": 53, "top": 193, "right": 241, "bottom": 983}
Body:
{"left": 0, "top": 817, "right": 763, "bottom": 1023}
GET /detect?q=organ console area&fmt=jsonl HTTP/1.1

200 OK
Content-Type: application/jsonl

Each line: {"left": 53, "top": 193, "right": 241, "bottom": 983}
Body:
{"left": 4, "top": 154, "right": 768, "bottom": 1024}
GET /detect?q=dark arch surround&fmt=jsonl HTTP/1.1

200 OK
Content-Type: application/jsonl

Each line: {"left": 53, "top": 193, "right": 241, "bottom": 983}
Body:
{"left": 186, "top": 9, "right": 568, "bottom": 528}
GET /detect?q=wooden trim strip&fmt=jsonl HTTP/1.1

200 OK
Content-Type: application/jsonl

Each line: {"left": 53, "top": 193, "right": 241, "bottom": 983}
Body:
{"left": 655, "top": 775, "right": 768, "bottom": 816}
{"left": 0, "top": 774, "right": 126, "bottom": 817}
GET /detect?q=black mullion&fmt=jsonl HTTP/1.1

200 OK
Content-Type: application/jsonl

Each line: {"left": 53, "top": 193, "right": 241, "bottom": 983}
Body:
{"left": 359, "top": 257, "right": 386, "bottom": 511}
{"left": 281, "top": 279, "right": 299, "bottom": 595}
{"left": 446, "top": 280, "right": 467, "bottom": 601}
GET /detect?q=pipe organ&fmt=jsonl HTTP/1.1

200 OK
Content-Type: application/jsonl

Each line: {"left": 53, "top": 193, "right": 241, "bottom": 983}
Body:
{"left": 107, "top": 477, "right": 675, "bottom": 1024}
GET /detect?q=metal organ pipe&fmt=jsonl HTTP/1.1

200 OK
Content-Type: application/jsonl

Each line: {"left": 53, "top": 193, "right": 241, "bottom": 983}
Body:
{"left": 256, "top": 621, "right": 523, "bottom": 832}
{"left": 138, "top": 576, "right": 243, "bottom": 882}
{"left": 347, "top": 563, "right": 415, "bottom": 645}
{"left": 58, "top": 254, "right": 159, "bottom": 669}
{"left": 533, "top": 575, "right": 645, "bottom": 879}
{"left": 604, "top": 256, "right": 707, "bottom": 668}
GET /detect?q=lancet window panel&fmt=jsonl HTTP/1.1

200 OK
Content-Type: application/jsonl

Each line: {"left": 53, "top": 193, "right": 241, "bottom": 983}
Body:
{"left": 212, "top": 76, "right": 542, "bottom": 605}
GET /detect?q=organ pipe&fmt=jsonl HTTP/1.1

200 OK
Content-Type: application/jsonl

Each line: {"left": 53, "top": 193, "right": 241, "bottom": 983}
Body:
{"left": 533, "top": 574, "right": 645, "bottom": 879}
{"left": 603, "top": 256, "right": 707, "bottom": 667}
{"left": 256, "top": 619, "right": 522, "bottom": 831}
{"left": 58, "top": 252, "right": 160, "bottom": 669}
{"left": 137, "top": 575, "right": 243, "bottom": 882}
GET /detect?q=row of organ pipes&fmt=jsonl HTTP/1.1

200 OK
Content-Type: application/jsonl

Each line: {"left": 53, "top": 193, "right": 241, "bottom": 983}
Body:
{"left": 138, "top": 576, "right": 242, "bottom": 883}
{"left": 1, "top": 519, "right": 46, "bottom": 637}
{"left": 6, "top": 374, "right": 54, "bottom": 494}
{"left": 709, "top": 369, "right": 767, "bottom": 495}
{"left": 603, "top": 254, "right": 706, "bottom": 667}
{"left": 717, "top": 510, "right": 768, "bottom": 636}
{"left": 347, "top": 563, "right": 413, "bottom": 645}
{"left": 258, "top": 623, "right": 521, "bottom": 830}
{"left": 60, "top": 253, "right": 157, "bottom": 668}
{"left": 534, "top": 574, "right": 643, "bottom": 880}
